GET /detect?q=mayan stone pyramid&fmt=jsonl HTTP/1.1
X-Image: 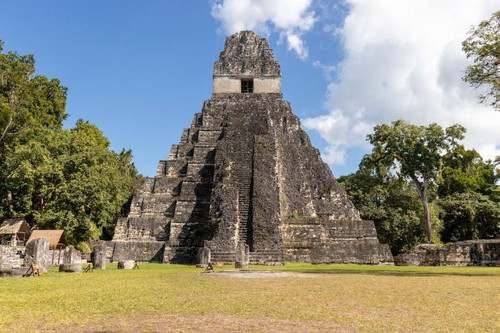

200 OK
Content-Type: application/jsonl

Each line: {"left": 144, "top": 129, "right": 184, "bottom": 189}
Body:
{"left": 110, "top": 31, "right": 393, "bottom": 265}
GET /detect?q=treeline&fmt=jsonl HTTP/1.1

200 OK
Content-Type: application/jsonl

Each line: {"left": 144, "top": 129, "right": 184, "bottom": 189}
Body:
{"left": 339, "top": 120, "right": 499, "bottom": 255}
{"left": 0, "top": 41, "right": 142, "bottom": 250}
{"left": 339, "top": 11, "right": 500, "bottom": 255}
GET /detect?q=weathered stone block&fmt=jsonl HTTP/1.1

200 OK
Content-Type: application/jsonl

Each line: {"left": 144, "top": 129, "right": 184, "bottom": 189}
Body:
{"left": 197, "top": 246, "right": 211, "bottom": 267}
{"left": 118, "top": 260, "right": 136, "bottom": 269}
{"left": 235, "top": 243, "right": 249, "bottom": 268}
{"left": 24, "top": 238, "right": 50, "bottom": 272}
{"left": 59, "top": 263, "right": 82, "bottom": 273}
{"left": 92, "top": 241, "right": 107, "bottom": 269}
{"left": 63, "top": 245, "right": 79, "bottom": 265}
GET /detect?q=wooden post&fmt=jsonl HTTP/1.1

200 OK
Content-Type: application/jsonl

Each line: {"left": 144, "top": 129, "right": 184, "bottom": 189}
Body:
{"left": 52, "top": 246, "right": 55, "bottom": 266}
{"left": 57, "top": 244, "right": 62, "bottom": 266}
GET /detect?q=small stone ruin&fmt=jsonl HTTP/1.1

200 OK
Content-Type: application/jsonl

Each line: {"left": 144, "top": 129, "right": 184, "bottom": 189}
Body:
{"left": 109, "top": 31, "right": 393, "bottom": 266}
{"left": 59, "top": 245, "right": 82, "bottom": 273}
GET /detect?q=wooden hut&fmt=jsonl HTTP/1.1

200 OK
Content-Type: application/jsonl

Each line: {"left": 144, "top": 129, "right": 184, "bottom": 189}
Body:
{"left": 0, "top": 219, "right": 31, "bottom": 246}
{"left": 27, "top": 230, "right": 67, "bottom": 249}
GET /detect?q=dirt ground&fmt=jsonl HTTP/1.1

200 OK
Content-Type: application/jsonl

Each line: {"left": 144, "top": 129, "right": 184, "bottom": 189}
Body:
{"left": 207, "top": 270, "right": 318, "bottom": 278}
{"left": 53, "top": 313, "right": 353, "bottom": 333}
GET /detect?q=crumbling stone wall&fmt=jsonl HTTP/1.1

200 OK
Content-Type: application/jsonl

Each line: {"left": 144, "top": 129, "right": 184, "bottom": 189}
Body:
{"left": 395, "top": 240, "right": 500, "bottom": 266}
{"left": 0, "top": 245, "right": 69, "bottom": 268}
{"left": 0, "top": 246, "right": 25, "bottom": 269}
{"left": 282, "top": 218, "right": 393, "bottom": 264}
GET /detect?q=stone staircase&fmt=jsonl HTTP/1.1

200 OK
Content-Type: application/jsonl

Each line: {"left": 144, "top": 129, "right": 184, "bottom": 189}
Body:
{"left": 235, "top": 168, "right": 252, "bottom": 245}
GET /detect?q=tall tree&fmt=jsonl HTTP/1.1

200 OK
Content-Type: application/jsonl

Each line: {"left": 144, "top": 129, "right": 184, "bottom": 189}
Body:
{"left": 364, "top": 120, "right": 465, "bottom": 242}
{"left": 0, "top": 40, "right": 68, "bottom": 219}
{"left": 462, "top": 10, "right": 500, "bottom": 111}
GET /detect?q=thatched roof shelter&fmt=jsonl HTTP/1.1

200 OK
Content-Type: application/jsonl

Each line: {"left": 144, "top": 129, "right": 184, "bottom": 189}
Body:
{"left": 0, "top": 219, "right": 31, "bottom": 245}
{"left": 0, "top": 219, "right": 30, "bottom": 236}
{"left": 27, "top": 230, "right": 67, "bottom": 249}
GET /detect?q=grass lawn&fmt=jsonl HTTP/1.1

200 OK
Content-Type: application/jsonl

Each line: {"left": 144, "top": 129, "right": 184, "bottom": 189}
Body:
{"left": 0, "top": 263, "right": 498, "bottom": 332}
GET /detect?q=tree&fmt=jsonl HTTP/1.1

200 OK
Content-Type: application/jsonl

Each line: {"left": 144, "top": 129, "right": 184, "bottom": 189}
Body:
{"left": 338, "top": 165, "right": 428, "bottom": 255}
{"left": 0, "top": 41, "right": 141, "bottom": 249}
{"left": 438, "top": 192, "right": 499, "bottom": 242}
{"left": 437, "top": 145, "right": 499, "bottom": 241}
{"left": 364, "top": 120, "right": 465, "bottom": 242}
{"left": 462, "top": 10, "right": 500, "bottom": 111}
{"left": 439, "top": 145, "right": 498, "bottom": 197}
{"left": 0, "top": 40, "right": 68, "bottom": 216}
{"left": 0, "top": 40, "right": 67, "bottom": 147}
{"left": 4, "top": 121, "right": 140, "bottom": 245}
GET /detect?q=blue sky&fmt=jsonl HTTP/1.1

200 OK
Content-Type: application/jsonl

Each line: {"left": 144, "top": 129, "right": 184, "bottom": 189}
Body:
{"left": 1, "top": 1, "right": 499, "bottom": 177}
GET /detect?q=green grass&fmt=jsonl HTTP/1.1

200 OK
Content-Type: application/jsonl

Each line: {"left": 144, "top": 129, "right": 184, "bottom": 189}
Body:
{"left": 0, "top": 263, "right": 499, "bottom": 332}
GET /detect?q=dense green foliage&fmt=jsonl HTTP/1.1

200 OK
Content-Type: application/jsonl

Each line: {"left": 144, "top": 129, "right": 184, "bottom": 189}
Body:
{"left": 364, "top": 120, "right": 465, "bottom": 241}
{"left": 0, "top": 41, "right": 141, "bottom": 247}
{"left": 437, "top": 146, "right": 499, "bottom": 242}
{"left": 338, "top": 163, "right": 437, "bottom": 255}
{"left": 340, "top": 120, "right": 499, "bottom": 255}
{"left": 462, "top": 10, "right": 500, "bottom": 111}
{"left": 438, "top": 192, "right": 499, "bottom": 242}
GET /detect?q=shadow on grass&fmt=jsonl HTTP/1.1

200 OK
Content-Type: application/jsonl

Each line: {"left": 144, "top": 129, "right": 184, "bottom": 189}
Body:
{"left": 248, "top": 264, "right": 500, "bottom": 277}
{"left": 285, "top": 269, "right": 498, "bottom": 277}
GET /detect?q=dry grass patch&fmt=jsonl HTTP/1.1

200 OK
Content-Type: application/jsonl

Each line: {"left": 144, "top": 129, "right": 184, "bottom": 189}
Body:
{"left": 0, "top": 263, "right": 498, "bottom": 332}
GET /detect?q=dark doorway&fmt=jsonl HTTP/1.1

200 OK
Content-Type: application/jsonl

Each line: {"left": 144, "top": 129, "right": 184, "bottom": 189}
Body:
{"left": 241, "top": 79, "right": 253, "bottom": 93}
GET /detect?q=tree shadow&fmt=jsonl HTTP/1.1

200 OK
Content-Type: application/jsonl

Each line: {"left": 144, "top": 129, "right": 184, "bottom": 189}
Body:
{"left": 277, "top": 266, "right": 500, "bottom": 277}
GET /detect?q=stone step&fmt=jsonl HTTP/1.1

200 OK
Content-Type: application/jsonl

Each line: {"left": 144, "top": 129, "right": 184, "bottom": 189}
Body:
{"left": 249, "top": 251, "right": 284, "bottom": 265}
{"left": 250, "top": 253, "right": 283, "bottom": 257}
{"left": 249, "top": 251, "right": 283, "bottom": 256}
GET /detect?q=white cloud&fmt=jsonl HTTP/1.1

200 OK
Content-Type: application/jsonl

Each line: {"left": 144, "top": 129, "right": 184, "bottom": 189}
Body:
{"left": 285, "top": 31, "right": 308, "bottom": 59}
{"left": 303, "top": 0, "right": 500, "bottom": 165}
{"left": 211, "top": 0, "right": 315, "bottom": 59}
{"left": 313, "top": 60, "right": 337, "bottom": 81}
{"left": 322, "top": 144, "right": 347, "bottom": 165}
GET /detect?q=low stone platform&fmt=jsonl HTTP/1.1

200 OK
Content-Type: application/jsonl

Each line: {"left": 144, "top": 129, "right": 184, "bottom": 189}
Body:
{"left": 0, "top": 268, "right": 26, "bottom": 277}
{"left": 111, "top": 241, "right": 165, "bottom": 263}
{"left": 59, "top": 263, "right": 83, "bottom": 273}
{"left": 394, "top": 240, "right": 500, "bottom": 266}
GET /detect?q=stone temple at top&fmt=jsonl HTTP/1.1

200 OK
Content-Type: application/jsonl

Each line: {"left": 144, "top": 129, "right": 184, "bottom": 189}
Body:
{"left": 110, "top": 31, "right": 393, "bottom": 265}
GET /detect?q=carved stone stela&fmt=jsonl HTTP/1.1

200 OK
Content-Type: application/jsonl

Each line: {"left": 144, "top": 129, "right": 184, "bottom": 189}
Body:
{"left": 110, "top": 31, "right": 393, "bottom": 265}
